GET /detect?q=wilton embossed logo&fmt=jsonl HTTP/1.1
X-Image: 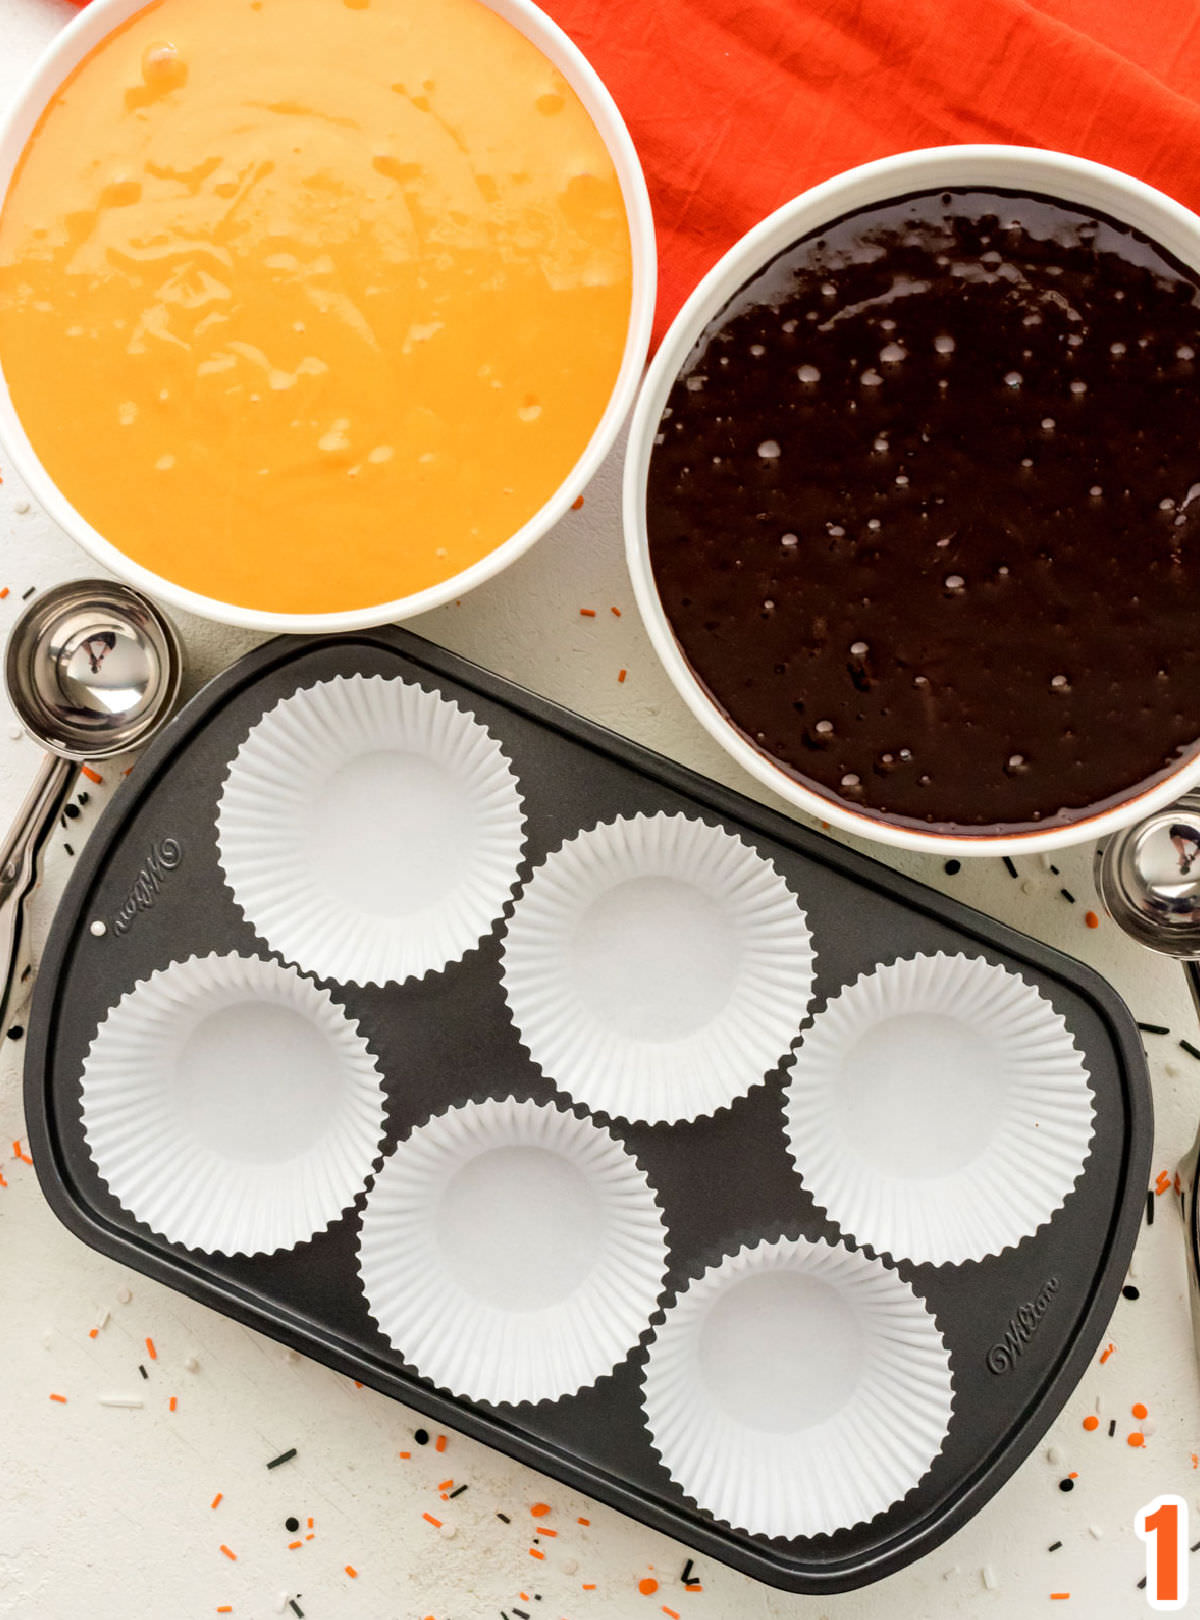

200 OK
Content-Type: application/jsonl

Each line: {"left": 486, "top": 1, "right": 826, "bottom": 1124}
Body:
{"left": 986, "top": 1276, "right": 1060, "bottom": 1374}
{"left": 113, "top": 838, "right": 183, "bottom": 935}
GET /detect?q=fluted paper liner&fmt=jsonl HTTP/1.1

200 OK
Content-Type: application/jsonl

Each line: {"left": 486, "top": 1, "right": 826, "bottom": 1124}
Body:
{"left": 499, "top": 812, "right": 816, "bottom": 1123}
{"left": 357, "top": 1097, "right": 669, "bottom": 1405}
{"left": 81, "top": 952, "right": 387, "bottom": 1256}
{"left": 640, "top": 1236, "right": 954, "bottom": 1540}
{"left": 785, "top": 953, "right": 1095, "bottom": 1265}
{"left": 217, "top": 674, "right": 527, "bottom": 985}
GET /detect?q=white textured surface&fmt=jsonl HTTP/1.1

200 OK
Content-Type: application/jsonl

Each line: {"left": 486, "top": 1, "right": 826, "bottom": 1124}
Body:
{"left": 1, "top": 4, "right": 1199, "bottom": 1616}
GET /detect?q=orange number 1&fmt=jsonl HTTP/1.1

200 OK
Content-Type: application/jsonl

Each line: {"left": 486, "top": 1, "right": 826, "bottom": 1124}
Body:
{"left": 1136, "top": 1494, "right": 1188, "bottom": 1610}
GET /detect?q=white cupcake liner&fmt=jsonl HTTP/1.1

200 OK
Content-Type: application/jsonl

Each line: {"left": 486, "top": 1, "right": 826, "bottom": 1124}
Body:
{"left": 785, "top": 953, "right": 1096, "bottom": 1266}
{"left": 356, "top": 1097, "right": 669, "bottom": 1405}
{"left": 640, "top": 1236, "right": 954, "bottom": 1540}
{"left": 80, "top": 952, "right": 387, "bottom": 1256}
{"left": 499, "top": 812, "right": 816, "bottom": 1124}
{"left": 217, "top": 675, "right": 527, "bottom": 985}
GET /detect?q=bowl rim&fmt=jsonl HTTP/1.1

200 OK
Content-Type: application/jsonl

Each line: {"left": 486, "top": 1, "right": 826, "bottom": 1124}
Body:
{"left": 0, "top": 0, "right": 656, "bottom": 632}
{"left": 622, "top": 142, "right": 1200, "bottom": 857}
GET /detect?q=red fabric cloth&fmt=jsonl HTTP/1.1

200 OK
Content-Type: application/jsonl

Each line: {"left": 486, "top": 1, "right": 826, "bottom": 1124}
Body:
{"left": 70, "top": 0, "right": 1200, "bottom": 343}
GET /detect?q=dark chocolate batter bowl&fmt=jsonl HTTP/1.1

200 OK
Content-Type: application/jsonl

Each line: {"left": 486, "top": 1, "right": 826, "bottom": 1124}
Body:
{"left": 624, "top": 147, "right": 1200, "bottom": 855}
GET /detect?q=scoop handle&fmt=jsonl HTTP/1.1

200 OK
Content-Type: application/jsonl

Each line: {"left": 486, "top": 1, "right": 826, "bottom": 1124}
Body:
{"left": 0, "top": 751, "right": 77, "bottom": 1035}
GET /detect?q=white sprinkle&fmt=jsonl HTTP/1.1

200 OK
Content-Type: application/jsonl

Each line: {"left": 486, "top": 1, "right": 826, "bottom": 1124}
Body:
{"left": 561, "top": 1558, "right": 579, "bottom": 1576}
{"left": 94, "top": 1310, "right": 110, "bottom": 1332}
{"left": 1067, "top": 333, "right": 1084, "bottom": 349}
{"left": 98, "top": 1395, "right": 144, "bottom": 1409}
{"left": 154, "top": 454, "right": 175, "bottom": 472}
{"left": 982, "top": 1565, "right": 999, "bottom": 1591}
{"left": 439, "top": 1522, "right": 457, "bottom": 1539}
{"left": 116, "top": 1285, "right": 132, "bottom": 1305}
{"left": 183, "top": 1355, "right": 199, "bottom": 1373}
{"left": 1048, "top": 1445, "right": 1064, "bottom": 1465}
{"left": 1051, "top": 674, "right": 1069, "bottom": 689}
{"left": 1179, "top": 345, "right": 1195, "bottom": 361}
{"left": 873, "top": 435, "right": 889, "bottom": 455}
{"left": 797, "top": 364, "right": 821, "bottom": 383}
{"left": 1070, "top": 379, "right": 1088, "bottom": 396}
{"left": 1020, "top": 457, "right": 1033, "bottom": 469}
{"left": 1089, "top": 485, "right": 1103, "bottom": 497}
{"left": 762, "top": 599, "right": 775, "bottom": 612}
{"left": 13, "top": 500, "right": 30, "bottom": 514}
{"left": 750, "top": 344, "right": 766, "bottom": 357}
{"left": 1160, "top": 498, "right": 1176, "bottom": 512}
{"left": 815, "top": 719, "right": 834, "bottom": 735}
{"left": 1110, "top": 342, "right": 1126, "bottom": 357}
{"left": 1021, "top": 878, "right": 1037, "bottom": 895}
{"left": 860, "top": 368, "right": 883, "bottom": 387}
{"left": 1128, "top": 1254, "right": 1139, "bottom": 1279}
{"left": 274, "top": 1596, "right": 290, "bottom": 1616}
{"left": 757, "top": 439, "right": 781, "bottom": 459}
{"left": 880, "top": 342, "right": 906, "bottom": 364}
{"left": 827, "top": 524, "right": 845, "bottom": 538}
{"left": 850, "top": 641, "right": 868, "bottom": 657}
{"left": 1008, "top": 754, "right": 1025, "bottom": 770}
{"left": 1143, "top": 1419, "right": 1157, "bottom": 1437}
{"left": 8, "top": 726, "right": 21, "bottom": 741}
{"left": 1041, "top": 417, "right": 1056, "bottom": 431}
{"left": 820, "top": 281, "right": 837, "bottom": 297}
{"left": 781, "top": 318, "right": 798, "bottom": 333}
{"left": 89, "top": 919, "right": 107, "bottom": 938}
{"left": 685, "top": 374, "right": 706, "bottom": 392}
{"left": 867, "top": 517, "right": 881, "bottom": 531}
{"left": 1089, "top": 1525, "right": 1104, "bottom": 1540}
{"left": 1004, "top": 371, "right": 1022, "bottom": 388}
{"left": 942, "top": 1566, "right": 959, "bottom": 1581}
{"left": 934, "top": 334, "right": 956, "bottom": 355}
{"left": 780, "top": 532, "right": 799, "bottom": 548}
{"left": 895, "top": 473, "right": 909, "bottom": 486}
{"left": 841, "top": 773, "right": 861, "bottom": 788}
{"left": 945, "top": 574, "right": 965, "bottom": 590}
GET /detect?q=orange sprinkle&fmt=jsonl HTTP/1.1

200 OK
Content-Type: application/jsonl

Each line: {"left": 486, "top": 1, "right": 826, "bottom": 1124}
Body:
{"left": 638, "top": 1578, "right": 659, "bottom": 1596}
{"left": 88, "top": 1328, "right": 99, "bottom": 1339}
{"left": 217, "top": 1609, "right": 232, "bottom": 1615}
{"left": 48, "top": 1393, "right": 66, "bottom": 1403}
{"left": 1128, "top": 1432, "right": 1145, "bottom": 1447}
{"left": 398, "top": 1451, "right": 411, "bottom": 1460}
{"left": 169, "top": 1396, "right": 177, "bottom": 1413}
{"left": 219, "top": 1544, "right": 236, "bottom": 1561}
{"left": 145, "top": 1336, "right": 157, "bottom": 1360}
{"left": 617, "top": 668, "right": 627, "bottom": 683}
{"left": 1068, "top": 1471, "right": 1078, "bottom": 1479}
{"left": 1050, "top": 1597, "right": 1070, "bottom": 1603}
{"left": 571, "top": 495, "right": 585, "bottom": 510}
{"left": 422, "top": 1514, "right": 442, "bottom": 1528}
{"left": 1082, "top": 1415, "right": 1099, "bottom": 1431}
{"left": 529, "top": 1548, "right": 545, "bottom": 1559}
{"left": 662, "top": 1609, "right": 680, "bottom": 1619}
{"left": 537, "top": 1527, "right": 558, "bottom": 1537}
{"left": 10, "top": 1140, "right": 20, "bottom": 1158}
{"left": 435, "top": 1434, "right": 447, "bottom": 1452}
{"left": 1132, "top": 1402, "right": 1149, "bottom": 1420}
{"left": 0, "top": 588, "right": 9, "bottom": 599}
{"left": 354, "top": 1380, "right": 362, "bottom": 1388}
{"left": 582, "top": 1585, "right": 596, "bottom": 1591}
{"left": 210, "top": 1493, "right": 223, "bottom": 1510}
{"left": 531, "top": 1503, "right": 551, "bottom": 1517}
{"left": 307, "top": 1518, "right": 313, "bottom": 1529}
{"left": 1084, "top": 910, "right": 1100, "bottom": 929}
{"left": 304, "top": 1534, "right": 313, "bottom": 1541}
{"left": 685, "top": 1585, "right": 703, "bottom": 1593}
{"left": 611, "top": 606, "right": 621, "bottom": 617}
{"left": 345, "top": 1566, "right": 358, "bottom": 1579}
{"left": 437, "top": 1478, "right": 453, "bottom": 1491}
{"left": 577, "top": 1516, "right": 590, "bottom": 1526}
{"left": 80, "top": 765, "right": 103, "bottom": 785}
{"left": 0, "top": 1171, "right": 6, "bottom": 1186}
{"left": 1099, "top": 1342, "right": 1116, "bottom": 1364}
{"left": 1192, "top": 1453, "right": 1197, "bottom": 1469}
{"left": 288, "top": 1541, "right": 302, "bottom": 1550}
{"left": 579, "top": 608, "right": 596, "bottom": 617}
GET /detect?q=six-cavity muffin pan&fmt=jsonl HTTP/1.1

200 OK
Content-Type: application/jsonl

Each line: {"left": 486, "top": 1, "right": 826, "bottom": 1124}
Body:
{"left": 24, "top": 627, "right": 1152, "bottom": 1594}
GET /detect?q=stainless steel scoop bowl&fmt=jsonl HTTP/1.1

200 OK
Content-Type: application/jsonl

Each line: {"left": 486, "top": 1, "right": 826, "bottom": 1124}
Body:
{"left": 1097, "top": 793, "right": 1200, "bottom": 1356}
{"left": 0, "top": 579, "right": 182, "bottom": 1028}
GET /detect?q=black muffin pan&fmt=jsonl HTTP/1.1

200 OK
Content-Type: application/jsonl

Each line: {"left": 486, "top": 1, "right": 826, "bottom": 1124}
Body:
{"left": 24, "top": 627, "right": 1152, "bottom": 1594}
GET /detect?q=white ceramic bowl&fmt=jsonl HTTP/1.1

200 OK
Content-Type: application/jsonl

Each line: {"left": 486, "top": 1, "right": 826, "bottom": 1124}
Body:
{"left": 0, "top": 0, "right": 655, "bottom": 634}
{"left": 623, "top": 145, "right": 1200, "bottom": 858}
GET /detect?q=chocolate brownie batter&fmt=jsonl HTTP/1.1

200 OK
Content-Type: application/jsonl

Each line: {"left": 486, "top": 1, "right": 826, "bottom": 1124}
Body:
{"left": 645, "top": 189, "right": 1200, "bottom": 834}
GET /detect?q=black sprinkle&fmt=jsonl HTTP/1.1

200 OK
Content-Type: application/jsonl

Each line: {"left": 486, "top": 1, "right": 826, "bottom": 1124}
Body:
{"left": 1058, "top": 1477, "right": 1074, "bottom": 1492}
{"left": 1138, "top": 1577, "right": 1148, "bottom": 1590}
{"left": 20, "top": 587, "right": 34, "bottom": 600}
{"left": 944, "top": 859, "right": 961, "bottom": 876}
{"left": 290, "top": 1604, "right": 304, "bottom": 1619}
{"left": 1180, "top": 1039, "right": 1200, "bottom": 1062}
{"left": 59, "top": 812, "right": 67, "bottom": 829}
{"left": 1048, "top": 1541, "right": 1062, "bottom": 1552}
{"left": 19, "top": 964, "right": 30, "bottom": 982}
{"left": 448, "top": 1484, "right": 468, "bottom": 1498}
{"left": 1123, "top": 1285, "right": 1141, "bottom": 1301}
{"left": 496, "top": 1512, "right": 510, "bottom": 1524}
{"left": 1050, "top": 863, "right": 1061, "bottom": 875}
{"left": 138, "top": 1364, "right": 148, "bottom": 1380}
{"left": 78, "top": 791, "right": 89, "bottom": 806}
{"left": 1109, "top": 1420, "right": 1117, "bottom": 1437}
{"left": 681, "top": 1559, "right": 695, "bottom": 1584}
{"left": 1148, "top": 1190, "right": 1156, "bottom": 1225}
{"left": 63, "top": 843, "right": 74, "bottom": 857}
{"left": 1191, "top": 1539, "right": 1200, "bottom": 1552}
{"left": 6, "top": 1025, "right": 23, "bottom": 1040}
{"left": 514, "top": 1610, "right": 530, "bottom": 1619}
{"left": 267, "top": 1448, "right": 297, "bottom": 1470}
{"left": 1060, "top": 887, "right": 1076, "bottom": 903}
{"left": 1002, "top": 856, "right": 1018, "bottom": 879}
{"left": 414, "top": 1428, "right": 430, "bottom": 1446}
{"left": 64, "top": 802, "right": 80, "bottom": 820}
{"left": 1138, "top": 1022, "right": 1170, "bottom": 1036}
{"left": 285, "top": 1517, "right": 299, "bottom": 1534}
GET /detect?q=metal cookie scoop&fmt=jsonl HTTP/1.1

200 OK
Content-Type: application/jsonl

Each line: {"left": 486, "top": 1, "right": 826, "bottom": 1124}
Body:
{"left": 0, "top": 580, "right": 183, "bottom": 1029}
{"left": 1097, "top": 795, "right": 1200, "bottom": 1355}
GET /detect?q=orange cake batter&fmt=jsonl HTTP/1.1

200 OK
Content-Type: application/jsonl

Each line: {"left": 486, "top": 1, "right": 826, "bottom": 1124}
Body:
{"left": 0, "top": 0, "right": 632, "bottom": 613}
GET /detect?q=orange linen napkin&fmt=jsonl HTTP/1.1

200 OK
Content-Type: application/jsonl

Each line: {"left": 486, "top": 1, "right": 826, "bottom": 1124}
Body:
{"left": 68, "top": 0, "right": 1200, "bottom": 343}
